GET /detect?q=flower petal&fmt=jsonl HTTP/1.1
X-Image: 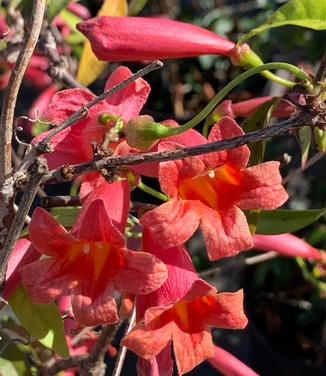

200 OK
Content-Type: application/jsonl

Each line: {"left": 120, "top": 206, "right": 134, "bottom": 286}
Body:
{"left": 72, "top": 199, "right": 125, "bottom": 246}
{"left": 141, "top": 198, "right": 201, "bottom": 249}
{"left": 112, "top": 249, "right": 168, "bottom": 295}
{"left": 236, "top": 161, "right": 288, "bottom": 210}
{"left": 4, "top": 240, "right": 39, "bottom": 300}
{"left": 71, "top": 282, "right": 118, "bottom": 326}
{"left": 205, "top": 290, "right": 248, "bottom": 329}
{"left": 103, "top": 66, "right": 150, "bottom": 121}
{"left": 182, "top": 279, "right": 216, "bottom": 301}
{"left": 77, "top": 179, "right": 130, "bottom": 233}
{"left": 121, "top": 319, "right": 173, "bottom": 359}
{"left": 43, "top": 88, "right": 96, "bottom": 124}
{"left": 137, "top": 344, "right": 173, "bottom": 376}
{"left": 158, "top": 141, "right": 206, "bottom": 197}
{"left": 20, "top": 259, "right": 76, "bottom": 303}
{"left": 29, "top": 207, "right": 76, "bottom": 257}
{"left": 200, "top": 205, "right": 253, "bottom": 260}
{"left": 172, "top": 326, "right": 214, "bottom": 375}
{"left": 207, "top": 117, "right": 250, "bottom": 169}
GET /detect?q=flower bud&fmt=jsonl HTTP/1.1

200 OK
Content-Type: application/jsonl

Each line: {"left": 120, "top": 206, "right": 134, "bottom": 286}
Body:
{"left": 123, "top": 115, "right": 171, "bottom": 151}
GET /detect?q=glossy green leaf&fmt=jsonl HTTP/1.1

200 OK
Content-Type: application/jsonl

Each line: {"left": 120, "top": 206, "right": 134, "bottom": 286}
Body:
{"left": 51, "top": 206, "right": 80, "bottom": 228}
{"left": 256, "top": 208, "right": 326, "bottom": 235}
{"left": 239, "top": 0, "right": 326, "bottom": 43}
{"left": 9, "top": 285, "right": 69, "bottom": 358}
{"left": 242, "top": 97, "right": 278, "bottom": 167}
{"left": 47, "top": 0, "right": 70, "bottom": 22}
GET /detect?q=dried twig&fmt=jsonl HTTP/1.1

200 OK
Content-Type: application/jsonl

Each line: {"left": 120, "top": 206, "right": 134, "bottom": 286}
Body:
{"left": 0, "top": 157, "right": 48, "bottom": 295}
{"left": 79, "top": 321, "right": 123, "bottom": 376}
{"left": 0, "top": 0, "right": 46, "bottom": 180}
{"left": 0, "top": 0, "right": 46, "bottom": 252}
{"left": 37, "top": 354, "right": 88, "bottom": 376}
{"left": 283, "top": 151, "right": 325, "bottom": 184}
{"left": 47, "top": 113, "right": 317, "bottom": 184}
{"left": 40, "top": 27, "right": 86, "bottom": 89}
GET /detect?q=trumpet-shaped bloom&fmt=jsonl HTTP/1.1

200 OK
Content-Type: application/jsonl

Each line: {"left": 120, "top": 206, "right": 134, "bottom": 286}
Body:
{"left": 141, "top": 117, "right": 288, "bottom": 260}
{"left": 123, "top": 230, "right": 247, "bottom": 375}
{"left": 20, "top": 201, "right": 168, "bottom": 326}
{"left": 123, "top": 278, "right": 247, "bottom": 375}
{"left": 32, "top": 65, "right": 150, "bottom": 198}
{"left": 77, "top": 16, "right": 237, "bottom": 62}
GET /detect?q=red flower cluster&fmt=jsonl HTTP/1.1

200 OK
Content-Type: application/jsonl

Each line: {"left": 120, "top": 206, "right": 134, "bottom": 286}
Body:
{"left": 6, "top": 12, "right": 319, "bottom": 375}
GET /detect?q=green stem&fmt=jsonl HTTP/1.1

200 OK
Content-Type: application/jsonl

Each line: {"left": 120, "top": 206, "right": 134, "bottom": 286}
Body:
{"left": 137, "top": 181, "right": 169, "bottom": 202}
{"left": 166, "top": 62, "right": 308, "bottom": 137}
{"left": 261, "top": 70, "right": 296, "bottom": 87}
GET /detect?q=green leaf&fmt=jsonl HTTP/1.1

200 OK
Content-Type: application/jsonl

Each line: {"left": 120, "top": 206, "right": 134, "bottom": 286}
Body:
{"left": 239, "top": 0, "right": 326, "bottom": 43}
{"left": 298, "top": 126, "right": 311, "bottom": 167}
{"left": 0, "top": 330, "right": 32, "bottom": 376}
{"left": 242, "top": 98, "right": 278, "bottom": 234}
{"left": 51, "top": 206, "right": 80, "bottom": 228}
{"left": 256, "top": 208, "right": 326, "bottom": 235}
{"left": 242, "top": 97, "right": 278, "bottom": 167}
{"left": 47, "top": 0, "right": 70, "bottom": 22}
{"left": 9, "top": 285, "right": 69, "bottom": 358}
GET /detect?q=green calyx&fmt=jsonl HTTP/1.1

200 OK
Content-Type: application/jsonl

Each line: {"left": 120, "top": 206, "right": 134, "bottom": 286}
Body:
{"left": 123, "top": 115, "right": 172, "bottom": 151}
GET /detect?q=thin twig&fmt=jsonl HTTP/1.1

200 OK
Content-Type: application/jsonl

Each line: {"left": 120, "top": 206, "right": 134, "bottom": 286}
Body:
{"left": 0, "top": 157, "right": 48, "bottom": 295}
{"left": 79, "top": 321, "right": 123, "bottom": 376}
{"left": 282, "top": 151, "right": 325, "bottom": 184}
{"left": 0, "top": 0, "right": 46, "bottom": 251}
{"left": 200, "top": 251, "right": 278, "bottom": 277}
{"left": 47, "top": 113, "right": 316, "bottom": 184}
{"left": 41, "top": 196, "right": 81, "bottom": 208}
{"left": 40, "top": 27, "right": 86, "bottom": 89}
{"left": 37, "top": 60, "right": 164, "bottom": 152}
{"left": 315, "top": 49, "right": 326, "bottom": 83}
{"left": 37, "top": 354, "right": 88, "bottom": 376}
{"left": 0, "top": 0, "right": 46, "bottom": 180}
{"left": 112, "top": 307, "right": 136, "bottom": 376}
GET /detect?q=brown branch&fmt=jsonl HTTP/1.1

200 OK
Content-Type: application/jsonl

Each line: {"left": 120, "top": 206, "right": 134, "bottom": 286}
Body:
{"left": 79, "top": 322, "right": 123, "bottom": 376}
{"left": 0, "top": 157, "right": 48, "bottom": 296}
{"left": 0, "top": 0, "right": 46, "bottom": 181}
{"left": 47, "top": 113, "right": 316, "bottom": 184}
{"left": 40, "top": 26, "right": 86, "bottom": 89}
{"left": 37, "top": 354, "right": 88, "bottom": 376}
{"left": 0, "top": 0, "right": 46, "bottom": 256}
{"left": 41, "top": 196, "right": 81, "bottom": 208}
